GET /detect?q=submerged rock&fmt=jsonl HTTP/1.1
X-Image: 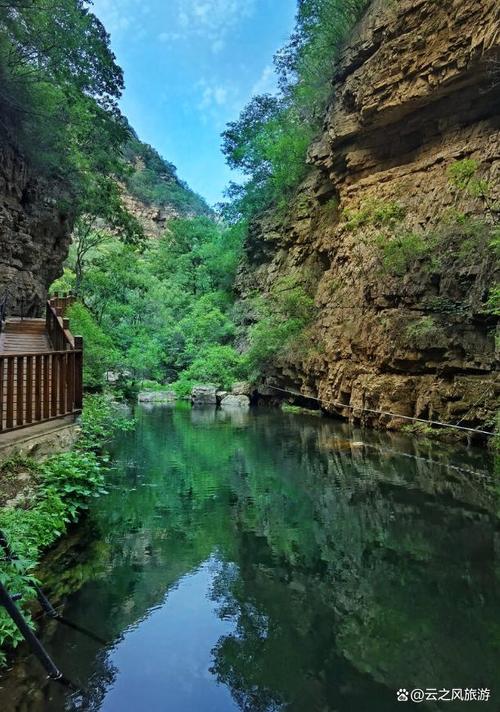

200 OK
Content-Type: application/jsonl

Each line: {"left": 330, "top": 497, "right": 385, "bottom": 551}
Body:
{"left": 221, "top": 394, "right": 250, "bottom": 409}
{"left": 191, "top": 385, "right": 217, "bottom": 406}
{"left": 138, "top": 391, "right": 176, "bottom": 403}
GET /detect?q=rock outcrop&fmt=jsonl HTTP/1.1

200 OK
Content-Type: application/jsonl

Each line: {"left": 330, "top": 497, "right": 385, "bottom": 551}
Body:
{"left": 191, "top": 385, "right": 218, "bottom": 406}
{"left": 121, "top": 190, "right": 181, "bottom": 239}
{"left": 0, "top": 138, "right": 74, "bottom": 316}
{"left": 238, "top": 0, "right": 500, "bottom": 435}
{"left": 220, "top": 394, "right": 250, "bottom": 409}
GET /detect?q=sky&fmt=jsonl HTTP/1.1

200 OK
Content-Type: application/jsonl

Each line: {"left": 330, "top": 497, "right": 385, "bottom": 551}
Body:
{"left": 91, "top": 0, "right": 298, "bottom": 207}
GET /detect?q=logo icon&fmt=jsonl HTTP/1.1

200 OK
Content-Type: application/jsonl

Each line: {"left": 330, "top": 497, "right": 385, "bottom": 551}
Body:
{"left": 397, "top": 689, "right": 409, "bottom": 702}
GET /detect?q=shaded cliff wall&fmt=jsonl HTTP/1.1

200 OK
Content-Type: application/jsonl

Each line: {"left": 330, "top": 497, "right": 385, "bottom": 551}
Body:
{"left": 238, "top": 0, "right": 500, "bottom": 433}
{"left": 0, "top": 137, "right": 74, "bottom": 316}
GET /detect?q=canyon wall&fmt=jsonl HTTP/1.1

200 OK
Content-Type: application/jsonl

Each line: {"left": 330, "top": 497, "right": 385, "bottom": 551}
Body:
{"left": 0, "top": 138, "right": 74, "bottom": 316}
{"left": 238, "top": 0, "right": 500, "bottom": 435}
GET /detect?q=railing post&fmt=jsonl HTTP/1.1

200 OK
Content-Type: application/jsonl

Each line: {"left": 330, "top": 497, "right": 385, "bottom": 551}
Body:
{"left": 0, "top": 356, "right": 3, "bottom": 432}
{"left": 6, "top": 357, "right": 14, "bottom": 430}
{"left": 74, "top": 336, "right": 83, "bottom": 411}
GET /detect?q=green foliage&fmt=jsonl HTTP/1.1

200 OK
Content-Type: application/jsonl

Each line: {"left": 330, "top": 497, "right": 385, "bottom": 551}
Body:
{"left": 401, "top": 422, "right": 440, "bottom": 439}
{"left": 0, "top": 394, "right": 131, "bottom": 663}
{"left": 447, "top": 159, "right": 480, "bottom": 191}
{"left": 58, "top": 217, "right": 246, "bottom": 389}
{"left": 78, "top": 393, "right": 134, "bottom": 451}
{"left": 447, "top": 159, "right": 499, "bottom": 219}
{"left": 343, "top": 199, "right": 406, "bottom": 231}
{"left": 404, "top": 317, "right": 441, "bottom": 348}
{"left": 488, "top": 287, "right": 500, "bottom": 317}
{"left": 378, "top": 231, "right": 431, "bottom": 275}
{"left": 123, "top": 137, "right": 210, "bottom": 216}
{"left": 221, "top": 0, "right": 369, "bottom": 220}
{"left": 0, "top": 0, "right": 125, "bottom": 184}
{"left": 0, "top": 0, "right": 147, "bottom": 275}
{"left": 173, "top": 345, "right": 245, "bottom": 396}
{"left": 66, "top": 302, "right": 118, "bottom": 388}
{"left": 40, "top": 451, "right": 106, "bottom": 522}
{"left": 244, "top": 276, "right": 315, "bottom": 378}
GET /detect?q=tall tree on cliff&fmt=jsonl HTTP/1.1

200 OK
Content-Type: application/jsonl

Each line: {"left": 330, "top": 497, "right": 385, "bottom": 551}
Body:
{"left": 0, "top": 0, "right": 144, "bottom": 291}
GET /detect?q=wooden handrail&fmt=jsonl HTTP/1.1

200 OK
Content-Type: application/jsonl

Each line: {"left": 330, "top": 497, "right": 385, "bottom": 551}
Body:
{"left": 46, "top": 302, "right": 75, "bottom": 351}
{"left": 0, "top": 350, "right": 83, "bottom": 433}
{"left": 0, "top": 294, "right": 84, "bottom": 434}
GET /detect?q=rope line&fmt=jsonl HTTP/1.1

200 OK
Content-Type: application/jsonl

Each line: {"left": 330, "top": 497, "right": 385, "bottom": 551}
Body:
{"left": 268, "top": 385, "right": 494, "bottom": 437}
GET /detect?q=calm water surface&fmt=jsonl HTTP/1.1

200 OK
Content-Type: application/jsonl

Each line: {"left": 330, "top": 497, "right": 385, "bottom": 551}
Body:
{"left": 1, "top": 404, "right": 499, "bottom": 711}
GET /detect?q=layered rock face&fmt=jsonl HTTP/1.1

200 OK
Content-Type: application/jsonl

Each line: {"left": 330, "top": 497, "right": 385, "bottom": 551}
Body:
{"left": 238, "top": 0, "right": 500, "bottom": 434}
{"left": 0, "top": 138, "right": 73, "bottom": 316}
{"left": 121, "top": 190, "right": 181, "bottom": 239}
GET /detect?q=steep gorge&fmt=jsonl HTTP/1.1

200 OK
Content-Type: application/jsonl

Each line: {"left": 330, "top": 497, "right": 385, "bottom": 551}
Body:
{"left": 238, "top": 0, "right": 500, "bottom": 434}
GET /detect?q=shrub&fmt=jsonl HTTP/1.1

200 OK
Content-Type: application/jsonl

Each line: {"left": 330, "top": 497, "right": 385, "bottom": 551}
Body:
{"left": 244, "top": 276, "right": 315, "bottom": 378}
{"left": 67, "top": 302, "right": 119, "bottom": 388}
{"left": 0, "top": 394, "right": 132, "bottom": 664}
{"left": 173, "top": 345, "right": 245, "bottom": 396}
{"left": 378, "top": 231, "right": 430, "bottom": 275}
{"left": 343, "top": 199, "right": 406, "bottom": 231}
{"left": 405, "top": 316, "right": 439, "bottom": 345}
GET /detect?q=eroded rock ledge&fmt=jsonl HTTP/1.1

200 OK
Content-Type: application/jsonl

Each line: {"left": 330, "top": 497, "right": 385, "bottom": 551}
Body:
{"left": 237, "top": 0, "right": 500, "bottom": 434}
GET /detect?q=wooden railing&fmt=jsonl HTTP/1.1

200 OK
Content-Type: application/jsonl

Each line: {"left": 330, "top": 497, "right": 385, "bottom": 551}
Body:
{"left": 46, "top": 297, "right": 77, "bottom": 351}
{"left": 0, "top": 294, "right": 83, "bottom": 434}
{"left": 0, "top": 350, "right": 83, "bottom": 432}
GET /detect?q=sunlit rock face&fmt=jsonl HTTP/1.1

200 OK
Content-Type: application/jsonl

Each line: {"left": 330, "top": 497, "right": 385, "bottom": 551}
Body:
{"left": 0, "top": 138, "right": 74, "bottom": 316}
{"left": 237, "top": 0, "right": 500, "bottom": 433}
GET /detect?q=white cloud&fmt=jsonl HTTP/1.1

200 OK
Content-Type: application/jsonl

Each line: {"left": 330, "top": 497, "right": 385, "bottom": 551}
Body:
{"left": 173, "top": 0, "right": 256, "bottom": 50}
{"left": 251, "top": 65, "right": 277, "bottom": 97}
{"left": 196, "top": 78, "right": 243, "bottom": 128}
{"left": 92, "top": 0, "right": 145, "bottom": 39}
{"left": 198, "top": 82, "right": 229, "bottom": 110}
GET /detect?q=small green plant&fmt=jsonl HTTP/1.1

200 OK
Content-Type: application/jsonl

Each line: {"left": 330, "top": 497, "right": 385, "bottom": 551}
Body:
{"left": 447, "top": 159, "right": 499, "bottom": 219}
{"left": 401, "top": 422, "right": 439, "bottom": 438}
{"left": 78, "top": 394, "right": 134, "bottom": 451}
{"left": 343, "top": 199, "right": 406, "bottom": 231}
{"left": 405, "top": 316, "right": 439, "bottom": 344}
{"left": 377, "top": 231, "right": 430, "bottom": 275}
{"left": 447, "top": 159, "right": 480, "bottom": 191}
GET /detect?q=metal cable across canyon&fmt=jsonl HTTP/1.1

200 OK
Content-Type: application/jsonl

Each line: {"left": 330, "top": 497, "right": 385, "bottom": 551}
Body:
{"left": 267, "top": 385, "right": 494, "bottom": 437}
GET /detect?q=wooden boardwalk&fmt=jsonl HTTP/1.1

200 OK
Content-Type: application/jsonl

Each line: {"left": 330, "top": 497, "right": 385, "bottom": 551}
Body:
{"left": 0, "top": 297, "right": 83, "bottom": 434}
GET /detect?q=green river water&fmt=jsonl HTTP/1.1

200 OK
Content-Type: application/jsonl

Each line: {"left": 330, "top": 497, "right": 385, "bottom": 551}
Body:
{"left": 0, "top": 404, "right": 498, "bottom": 711}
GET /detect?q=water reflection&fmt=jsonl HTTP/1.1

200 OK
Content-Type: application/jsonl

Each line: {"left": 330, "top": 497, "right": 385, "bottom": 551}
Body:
{"left": 0, "top": 405, "right": 498, "bottom": 712}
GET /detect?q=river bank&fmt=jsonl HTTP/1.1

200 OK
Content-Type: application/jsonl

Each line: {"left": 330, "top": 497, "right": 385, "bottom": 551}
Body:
{"left": 0, "top": 395, "right": 133, "bottom": 667}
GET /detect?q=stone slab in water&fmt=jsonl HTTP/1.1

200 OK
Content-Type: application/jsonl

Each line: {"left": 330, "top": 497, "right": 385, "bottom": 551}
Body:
{"left": 138, "top": 391, "right": 176, "bottom": 403}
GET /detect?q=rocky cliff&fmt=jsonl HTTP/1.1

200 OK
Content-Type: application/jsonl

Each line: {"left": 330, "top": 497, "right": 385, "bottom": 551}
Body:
{"left": 238, "top": 0, "right": 500, "bottom": 436}
{"left": 0, "top": 138, "right": 74, "bottom": 316}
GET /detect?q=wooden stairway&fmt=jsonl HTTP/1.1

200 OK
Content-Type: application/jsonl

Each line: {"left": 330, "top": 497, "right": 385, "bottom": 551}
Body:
{"left": 0, "top": 319, "right": 52, "bottom": 354}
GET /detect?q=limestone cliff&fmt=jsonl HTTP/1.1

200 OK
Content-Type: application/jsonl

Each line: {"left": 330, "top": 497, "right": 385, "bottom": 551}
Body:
{"left": 0, "top": 137, "right": 74, "bottom": 316}
{"left": 238, "top": 0, "right": 500, "bottom": 435}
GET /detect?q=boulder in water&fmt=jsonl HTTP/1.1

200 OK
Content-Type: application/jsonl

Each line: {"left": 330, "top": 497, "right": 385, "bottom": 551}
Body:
{"left": 231, "top": 381, "right": 252, "bottom": 397}
{"left": 191, "top": 385, "right": 217, "bottom": 406}
{"left": 221, "top": 394, "right": 250, "bottom": 409}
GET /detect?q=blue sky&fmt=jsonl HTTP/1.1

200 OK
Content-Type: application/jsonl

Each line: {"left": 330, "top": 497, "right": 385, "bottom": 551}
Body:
{"left": 92, "top": 0, "right": 297, "bottom": 206}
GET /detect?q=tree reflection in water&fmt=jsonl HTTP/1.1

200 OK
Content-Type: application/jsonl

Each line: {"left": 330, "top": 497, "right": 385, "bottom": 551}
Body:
{"left": 1, "top": 404, "right": 498, "bottom": 711}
